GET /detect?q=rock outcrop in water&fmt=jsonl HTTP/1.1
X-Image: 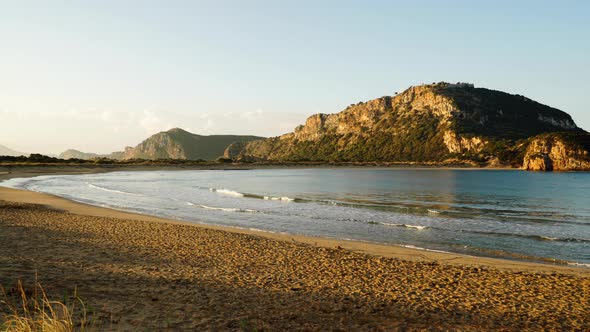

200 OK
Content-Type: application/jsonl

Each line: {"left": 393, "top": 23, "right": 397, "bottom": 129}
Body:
{"left": 225, "top": 82, "right": 588, "bottom": 170}
{"left": 522, "top": 133, "right": 590, "bottom": 171}
{"left": 123, "top": 128, "right": 263, "bottom": 161}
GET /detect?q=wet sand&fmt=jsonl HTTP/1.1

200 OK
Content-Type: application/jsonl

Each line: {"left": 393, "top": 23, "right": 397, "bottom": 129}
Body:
{"left": 1, "top": 169, "right": 589, "bottom": 330}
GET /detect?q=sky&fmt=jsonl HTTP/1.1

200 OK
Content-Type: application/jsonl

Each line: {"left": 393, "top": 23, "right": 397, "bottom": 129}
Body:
{"left": 1, "top": 1, "right": 589, "bottom": 155}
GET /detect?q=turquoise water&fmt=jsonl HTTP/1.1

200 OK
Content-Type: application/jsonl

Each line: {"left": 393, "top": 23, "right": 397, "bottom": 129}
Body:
{"left": 3, "top": 169, "right": 589, "bottom": 266}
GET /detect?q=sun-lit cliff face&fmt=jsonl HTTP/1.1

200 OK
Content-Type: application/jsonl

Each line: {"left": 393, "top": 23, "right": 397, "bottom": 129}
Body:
{"left": 522, "top": 133, "right": 590, "bottom": 171}
{"left": 225, "top": 82, "right": 583, "bottom": 166}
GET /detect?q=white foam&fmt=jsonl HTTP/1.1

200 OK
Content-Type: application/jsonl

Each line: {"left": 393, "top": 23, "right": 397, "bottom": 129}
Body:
{"left": 88, "top": 183, "right": 141, "bottom": 196}
{"left": 404, "top": 224, "right": 428, "bottom": 230}
{"left": 193, "top": 204, "right": 257, "bottom": 213}
{"left": 247, "top": 228, "right": 278, "bottom": 234}
{"left": 399, "top": 244, "right": 453, "bottom": 254}
{"left": 380, "top": 222, "right": 428, "bottom": 230}
{"left": 380, "top": 222, "right": 403, "bottom": 227}
{"left": 209, "top": 188, "right": 244, "bottom": 197}
{"left": 427, "top": 209, "right": 440, "bottom": 214}
{"left": 263, "top": 196, "right": 294, "bottom": 202}
{"left": 567, "top": 262, "right": 590, "bottom": 268}
{"left": 539, "top": 236, "right": 559, "bottom": 241}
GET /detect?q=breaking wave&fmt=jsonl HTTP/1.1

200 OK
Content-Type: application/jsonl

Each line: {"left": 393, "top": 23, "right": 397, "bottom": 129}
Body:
{"left": 209, "top": 188, "right": 244, "bottom": 197}
{"left": 88, "top": 183, "right": 141, "bottom": 196}
{"left": 263, "top": 196, "right": 295, "bottom": 202}
{"left": 379, "top": 222, "right": 429, "bottom": 230}
{"left": 460, "top": 229, "right": 590, "bottom": 244}
{"left": 206, "top": 187, "right": 297, "bottom": 202}
{"left": 187, "top": 202, "right": 258, "bottom": 213}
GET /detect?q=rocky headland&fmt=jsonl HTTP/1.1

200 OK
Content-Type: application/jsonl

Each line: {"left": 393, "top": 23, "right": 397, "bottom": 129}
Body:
{"left": 225, "top": 82, "right": 589, "bottom": 171}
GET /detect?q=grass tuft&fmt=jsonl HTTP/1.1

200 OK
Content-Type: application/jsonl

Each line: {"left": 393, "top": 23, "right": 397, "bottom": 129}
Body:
{"left": 1, "top": 280, "right": 93, "bottom": 332}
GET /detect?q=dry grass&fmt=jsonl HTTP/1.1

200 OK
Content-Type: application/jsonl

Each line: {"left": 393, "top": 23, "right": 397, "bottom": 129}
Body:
{"left": 1, "top": 280, "right": 92, "bottom": 332}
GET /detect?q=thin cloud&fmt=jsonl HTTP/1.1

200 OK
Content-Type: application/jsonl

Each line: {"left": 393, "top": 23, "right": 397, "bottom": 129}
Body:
{"left": 0, "top": 108, "right": 312, "bottom": 154}
{"left": 139, "top": 110, "right": 175, "bottom": 134}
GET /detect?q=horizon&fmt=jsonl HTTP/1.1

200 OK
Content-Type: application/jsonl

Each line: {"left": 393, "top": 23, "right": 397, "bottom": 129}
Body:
{"left": 1, "top": 1, "right": 589, "bottom": 155}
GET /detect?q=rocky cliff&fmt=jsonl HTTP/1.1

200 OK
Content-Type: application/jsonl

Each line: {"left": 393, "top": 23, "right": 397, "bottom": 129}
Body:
{"left": 226, "top": 82, "right": 583, "bottom": 167}
{"left": 522, "top": 133, "right": 590, "bottom": 171}
{"left": 123, "top": 128, "right": 263, "bottom": 161}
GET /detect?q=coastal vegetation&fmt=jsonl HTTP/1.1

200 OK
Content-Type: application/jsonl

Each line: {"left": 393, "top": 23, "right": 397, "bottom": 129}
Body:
{"left": 1, "top": 280, "right": 92, "bottom": 331}
{"left": 225, "top": 82, "right": 590, "bottom": 171}
{"left": 55, "top": 128, "right": 263, "bottom": 161}
{"left": 522, "top": 132, "right": 590, "bottom": 171}
{"left": 0, "top": 154, "right": 209, "bottom": 165}
{"left": 2, "top": 83, "right": 589, "bottom": 171}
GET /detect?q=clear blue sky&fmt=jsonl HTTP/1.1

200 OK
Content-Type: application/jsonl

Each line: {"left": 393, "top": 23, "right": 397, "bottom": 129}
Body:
{"left": 1, "top": 0, "right": 589, "bottom": 154}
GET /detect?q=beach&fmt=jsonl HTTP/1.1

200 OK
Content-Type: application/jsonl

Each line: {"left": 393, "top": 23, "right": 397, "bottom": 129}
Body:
{"left": 1, "top": 169, "right": 590, "bottom": 330}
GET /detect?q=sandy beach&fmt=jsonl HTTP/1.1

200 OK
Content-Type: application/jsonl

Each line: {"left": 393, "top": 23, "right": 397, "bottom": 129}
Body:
{"left": 4, "top": 1, "right": 590, "bottom": 329}
{"left": 1, "top": 169, "right": 589, "bottom": 330}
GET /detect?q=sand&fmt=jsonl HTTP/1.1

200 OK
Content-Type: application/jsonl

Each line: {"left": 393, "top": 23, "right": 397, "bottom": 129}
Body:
{"left": 1, "top": 168, "right": 590, "bottom": 330}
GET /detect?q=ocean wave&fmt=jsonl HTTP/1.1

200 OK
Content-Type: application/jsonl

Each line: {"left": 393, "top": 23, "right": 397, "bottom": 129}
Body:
{"left": 370, "top": 220, "right": 589, "bottom": 243}
{"left": 536, "top": 236, "right": 590, "bottom": 243}
{"left": 464, "top": 245, "right": 573, "bottom": 265}
{"left": 263, "top": 196, "right": 295, "bottom": 202}
{"left": 187, "top": 202, "right": 257, "bottom": 213}
{"left": 567, "top": 262, "right": 590, "bottom": 268}
{"left": 312, "top": 199, "right": 454, "bottom": 217}
{"left": 209, "top": 188, "right": 245, "bottom": 197}
{"left": 207, "top": 187, "right": 297, "bottom": 202}
{"left": 88, "top": 183, "right": 141, "bottom": 196}
{"left": 459, "top": 229, "right": 590, "bottom": 244}
{"left": 380, "top": 222, "right": 429, "bottom": 230}
{"left": 539, "top": 236, "right": 559, "bottom": 241}
{"left": 334, "top": 218, "right": 431, "bottom": 230}
{"left": 494, "top": 213, "right": 590, "bottom": 226}
{"left": 399, "top": 244, "right": 453, "bottom": 254}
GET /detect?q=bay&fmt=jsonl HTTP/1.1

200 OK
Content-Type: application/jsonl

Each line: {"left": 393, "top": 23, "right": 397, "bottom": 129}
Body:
{"left": 3, "top": 168, "right": 589, "bottom": 266}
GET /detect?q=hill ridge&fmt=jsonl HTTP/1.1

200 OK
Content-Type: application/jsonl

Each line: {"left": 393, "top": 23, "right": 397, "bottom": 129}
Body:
{"left": 0, "top": 144, "right": 28, "bottom": 157}
{"left": 122, "top": 128, "right": 264, "bottom": 160}
{"left": 225, "top": 82, "right": 588, "bottom": 170}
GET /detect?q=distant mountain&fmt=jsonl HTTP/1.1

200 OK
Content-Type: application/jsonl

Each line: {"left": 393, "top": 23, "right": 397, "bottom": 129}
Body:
{"left": 58, "top": 149, "right": 125, "bottom": 160}
{"left": 57, "top": 129, "right": 263, "bottom": 161}
{"left": 108, "top": 151, "right": 126, "bottom": 160}
{"left": 59, "top": 149, "right": 103, "bottom": 160}
{"left": 122, "top": 128, "right": 264, "bottom": 161}
{"left": 0, "top": 144, "right": 28, "bottom": 157}
{"left": 225, "top": 82, "right": 588, "bottom": 170}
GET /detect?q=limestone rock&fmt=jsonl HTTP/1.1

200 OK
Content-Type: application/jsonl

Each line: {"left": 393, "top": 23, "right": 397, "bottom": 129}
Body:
{"left": 522, "top": 133, "right": 590, "bottom": 171}
{"left": 228, "top": 82, "right": 582, "bottom": 165}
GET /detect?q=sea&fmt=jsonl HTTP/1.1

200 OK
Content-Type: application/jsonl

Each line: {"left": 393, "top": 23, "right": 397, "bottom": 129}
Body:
{"left": 2, "top": 168, "right": 589, "bottom": 267}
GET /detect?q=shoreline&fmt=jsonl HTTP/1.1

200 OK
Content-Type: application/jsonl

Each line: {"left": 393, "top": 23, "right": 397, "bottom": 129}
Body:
{"left": 2, "top": 166, "right": 590, "bottom": 329}
{"left": 0, "top": 161, "right": 519, "bottom": 174}
{"left": 0, "top": 166, "right": 587, "bottom": 277}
